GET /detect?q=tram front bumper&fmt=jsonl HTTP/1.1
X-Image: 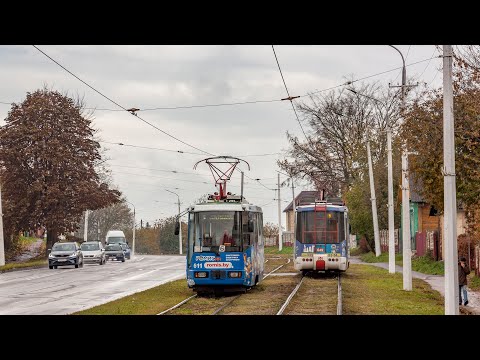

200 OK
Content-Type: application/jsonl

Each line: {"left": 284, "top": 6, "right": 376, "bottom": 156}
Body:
{"left": 294, "top": 255, "right": 347, "bottom": 271}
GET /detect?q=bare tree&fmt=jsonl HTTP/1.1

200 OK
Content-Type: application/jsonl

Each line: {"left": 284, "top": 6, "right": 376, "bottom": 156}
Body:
{"left": 278, "top": 82, "right": 401, "bottom": 196}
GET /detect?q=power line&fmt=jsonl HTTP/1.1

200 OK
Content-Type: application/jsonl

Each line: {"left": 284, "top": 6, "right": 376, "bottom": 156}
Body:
{"left": 108, "top": 164, "right": 211, "bottom": 177}
{"left": 87, "top": 99, "right": 282, "bottom": 112}
{"left": 32, "top": 45, "right": 213, "bottom": 156}
{"left": 418, "top": 47, "right": 438, "bottom": 79}
{"left": 99, "top": 140, "right": 205, "bottom": 155}
{"left": 271, "top": 45, "right": 309, "bottom": 142}
{"left": 305, "top": 55, "right": 441, "bottom": 96}
{"left": 99, "top": 140, "right": 281, "bottom": 157}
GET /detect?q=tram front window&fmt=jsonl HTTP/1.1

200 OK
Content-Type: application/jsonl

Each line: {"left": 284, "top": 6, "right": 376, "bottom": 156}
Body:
{"left": 195, "top": 211, "right": 241, "bottom": 252}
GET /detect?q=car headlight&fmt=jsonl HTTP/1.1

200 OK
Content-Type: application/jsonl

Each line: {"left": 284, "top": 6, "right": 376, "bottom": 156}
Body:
{"left": 69, "top": 253, "right": 77, "bottom": 258}
{"left": 48, "top": 253, "right": 55, "bottom": 258}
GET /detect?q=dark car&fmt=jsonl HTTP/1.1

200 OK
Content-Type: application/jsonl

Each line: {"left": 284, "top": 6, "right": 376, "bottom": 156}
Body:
{"left": 48, "top": 242, "right": 83, "bottom": 269}
{"left": 120, "top": 243, "right": 131, "bottom": 260}
{"left": 104, "top": 244, "right": 125, "bottom": 262}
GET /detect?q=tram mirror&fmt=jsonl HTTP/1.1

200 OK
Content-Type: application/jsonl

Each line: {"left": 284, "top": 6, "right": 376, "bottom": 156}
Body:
{"left": 248, "top": 220, "right": 254, "bottom": 232}
{"left": 174, "top": 222, "right": 180, "bottom": 235}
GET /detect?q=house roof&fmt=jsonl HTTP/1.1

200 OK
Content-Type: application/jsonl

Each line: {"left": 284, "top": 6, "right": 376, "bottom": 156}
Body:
{"left": 409, "top": 176, "right": 425, "bottom": 203}
{"left": 283, "top": 191, "right": 320, "bottom": 212}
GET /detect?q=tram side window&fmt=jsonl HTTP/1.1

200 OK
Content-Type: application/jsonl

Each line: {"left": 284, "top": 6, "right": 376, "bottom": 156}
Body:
{"left": 257, "top": 213, "right": 263, "bottom": 245}
{"left": 243, "top": 212, "right": 258, "bottom": 247}
{"left": 250, "top": 212, "right": 258, "bottom": 245}
{"left": 189, "top": 212, "right": 196, "bottom": 263}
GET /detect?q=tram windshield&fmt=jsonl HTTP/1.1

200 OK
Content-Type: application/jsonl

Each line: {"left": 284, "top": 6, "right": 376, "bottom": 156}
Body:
{"left": 194, "top": 211, "right": 242, "bottom": 252}
{"left": 296, "top": 210, "right": 345, "bottom": 244}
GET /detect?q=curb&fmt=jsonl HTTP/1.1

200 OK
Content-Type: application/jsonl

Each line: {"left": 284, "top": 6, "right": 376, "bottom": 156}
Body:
{"left": 0, "top": 264, "right": 47, "bottom": 274}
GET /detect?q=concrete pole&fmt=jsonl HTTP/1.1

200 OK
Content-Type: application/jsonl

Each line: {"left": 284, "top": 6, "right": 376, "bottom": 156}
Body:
{"left": 402, "top": 152, "right": 412, "bottom": 290}
{"left": 83, "top": 210, "right": 89, "bottom": 243}
{"left": 387, "top": 128, "right": 395, "bottom": 273}
{"left": 132, "top": 206, "right": 136, "bottom": 257}
{"left": 443, "top": 44, "right": 459, "bottom": 315}
{"left": 278, "top": 173, "right": 282, "bottom": 251}
{"left": 291, "top": 178, "right": 296, "bottom": 258}
{"left": 367, "top": 141, "right": 381, "bottom": 257}
{"left": 0, "top": 180, "right": 5, "bottom": 266}
{"left": 390, "top": 44, "right": 413, "bottom": 291}
{"left": 178, "top": 197, "right": 182, "bottom": 255}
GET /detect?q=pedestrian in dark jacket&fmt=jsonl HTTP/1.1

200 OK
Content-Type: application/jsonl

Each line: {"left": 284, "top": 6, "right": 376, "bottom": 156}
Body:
{"left": 459, "top": 257, "right": 471, "bottom": 306}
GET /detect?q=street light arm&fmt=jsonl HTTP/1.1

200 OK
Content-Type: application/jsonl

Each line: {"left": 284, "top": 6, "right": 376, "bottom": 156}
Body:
{"left": 388, "top": 45, "right": 407, "bottom": 91}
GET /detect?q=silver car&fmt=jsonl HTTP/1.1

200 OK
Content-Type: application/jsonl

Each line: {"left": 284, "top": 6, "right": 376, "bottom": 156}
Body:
{"left": 80, "top": 241, "right": 106, "bottom": 265}
{"left": 48, "top": 242, "right": 83, "bottom": 269}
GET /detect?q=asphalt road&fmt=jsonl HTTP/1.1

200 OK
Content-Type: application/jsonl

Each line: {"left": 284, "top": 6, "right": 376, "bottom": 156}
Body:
{"left": 0, "top": 255, "right": 186, "bottom": 315}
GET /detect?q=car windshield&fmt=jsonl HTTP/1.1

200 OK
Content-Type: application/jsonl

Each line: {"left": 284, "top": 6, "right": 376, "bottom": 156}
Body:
{"left": 81, "top": 243, "right": 100, "bottom": 251}
{"left": 52, "top": 243, "right": 75, "bottom": 252}
{"left": 120, "top": 244, "right": 128, "bottom": 250}
{"left": 105, "top": 245, "right": 121, "bottom": 251}
{"left": 107, "top": 237, "right": 125, "bottom": 244}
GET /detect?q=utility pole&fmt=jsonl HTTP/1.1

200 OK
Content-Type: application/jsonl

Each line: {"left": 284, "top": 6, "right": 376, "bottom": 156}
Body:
{"left": 443, "top": 44, "right": 458, "bottom": 315}
{"left": 277, "top": 173, "right": 282, "bottom": 251}
{"left": 367, "top": 141, "right": 381, "bottom": 257}
{"left": 348, "top": 87, "right": 394, "bottom": 271}
{"left": 97, "top": 219, "right": 100, "bottom": 242}
{"left": 83, "top": 210, "right": 89, "bottom": 243}
{"left": 401, "top": 152, "right": 412, "bottom": 290}
{"left": 387, "top": 127, "right": 395, "bottom": 274}
{"left": 0, "top": 180, "right": 5, "bottom": 266}
{"left": 125, "top": 201, "right": 136, "bottom": 258}
{"left": 291, "top": 178, "right": 296, "bottom": 259}
{"left": 389, "top": 45, "right": 416, "bottom": 291}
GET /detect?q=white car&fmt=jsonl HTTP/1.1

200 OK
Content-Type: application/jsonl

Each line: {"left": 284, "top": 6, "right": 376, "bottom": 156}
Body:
{"left": 80, "top": 241, "right": 106, "bottom": 265}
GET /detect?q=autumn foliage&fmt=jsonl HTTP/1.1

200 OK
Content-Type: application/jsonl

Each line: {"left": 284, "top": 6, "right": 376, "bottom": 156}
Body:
{"left": 0, "top": 88, "right": 121, "bottom": 252}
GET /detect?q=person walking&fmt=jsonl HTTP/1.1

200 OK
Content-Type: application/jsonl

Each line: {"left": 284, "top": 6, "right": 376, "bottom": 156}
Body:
{"left": 459, "top": 256, "right": 471, "bottom": 306}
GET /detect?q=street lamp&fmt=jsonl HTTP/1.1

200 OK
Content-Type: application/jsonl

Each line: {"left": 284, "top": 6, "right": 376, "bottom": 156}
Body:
{"left": 165, "top": 189, "right": 182, "bottom": 255}
{"left": 125, "top": 200, "right": 136, "bottom": 258}
{"left": 388, "top": 45, "right": 412, "bottom": 291}
{"left": 348, "top": 88, "right": 395, "bottom": 273}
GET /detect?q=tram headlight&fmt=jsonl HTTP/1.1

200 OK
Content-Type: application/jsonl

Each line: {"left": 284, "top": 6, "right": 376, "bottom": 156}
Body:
{"left": 194, "top": 272, "right": 207, "bottom": 278}
{"left": 228, "top": 271, "right": 242, "bottom": 278}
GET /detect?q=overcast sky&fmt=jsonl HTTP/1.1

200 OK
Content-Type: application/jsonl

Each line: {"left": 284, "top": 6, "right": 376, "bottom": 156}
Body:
{"left": 0, "top": 45, "right": 444, "bottom": 227}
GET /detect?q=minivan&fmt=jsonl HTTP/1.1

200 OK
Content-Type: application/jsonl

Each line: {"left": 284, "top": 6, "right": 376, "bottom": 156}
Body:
{"left": 105, "top": 230, "right": 127, "bottom": 245}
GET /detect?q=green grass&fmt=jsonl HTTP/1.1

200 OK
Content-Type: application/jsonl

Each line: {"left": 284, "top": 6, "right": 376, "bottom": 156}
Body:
{"left": 360, "top": 251, "right": 403, "bottom": 263}
{"left": 264, "top": 246, "right": 293, "bottom": 255}
{"left": 349, "top": 247, "right": 365, "bottom": 256}
{"left": 411, "top": 255, "right": 444, "bottom": 275}
{"left": 0, "top": 258, "right": 47, "bottom": 272}
{"left": 74, "top": 279, "right": 192, "bottom": 315}
{"left": 343, "top": 264, "right": 444, "bottom": 314}
{"left": 19, "top": 236, "right": 43, "bottom": 245}
{"left": 468, "top": 273, "right": 480, "bottom": 291}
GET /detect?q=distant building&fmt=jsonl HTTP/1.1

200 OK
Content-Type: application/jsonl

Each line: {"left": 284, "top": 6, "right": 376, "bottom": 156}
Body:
{"left": 283, "top": 190, "right": 320, "bottom": 232}
{"left": 400, "top": 176, "right": 466, "bottom": 260}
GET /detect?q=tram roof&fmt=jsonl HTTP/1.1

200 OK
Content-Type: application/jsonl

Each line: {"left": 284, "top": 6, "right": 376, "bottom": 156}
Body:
{"left": 296, "top": 203, "right": 347, "bottom": 212}
{"left": 190, "top": 201, "right": 262, "bottom": 213}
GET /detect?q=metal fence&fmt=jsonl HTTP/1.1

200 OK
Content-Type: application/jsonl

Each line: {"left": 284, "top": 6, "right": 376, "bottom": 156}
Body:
{"left": 415, "top": 230, "right": 440, "bottom": 260}
{"left": 264, "top": 232, "right": 295, "bottom": 247}
{"left": 379, "top": 229, "right": 400, "bottom": 253}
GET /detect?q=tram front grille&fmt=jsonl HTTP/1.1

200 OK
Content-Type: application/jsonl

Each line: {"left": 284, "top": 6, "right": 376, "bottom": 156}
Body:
{"left": 210, "top": 270, "right": 227, "bottom": 279}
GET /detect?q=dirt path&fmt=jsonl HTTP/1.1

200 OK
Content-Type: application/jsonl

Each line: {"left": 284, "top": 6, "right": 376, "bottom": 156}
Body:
{"left": 14, "top": 239, "right": 44, "bottom": 262}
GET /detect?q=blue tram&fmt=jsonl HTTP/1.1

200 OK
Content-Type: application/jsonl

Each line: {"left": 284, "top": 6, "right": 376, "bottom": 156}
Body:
{"left": 186, "top": 194, "right": 264, "bottom": 294}
{"left": 294, "top": 198, "right": 350, "bottom": 274}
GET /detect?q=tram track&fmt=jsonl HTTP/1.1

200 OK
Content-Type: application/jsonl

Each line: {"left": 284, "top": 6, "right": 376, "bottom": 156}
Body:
{"left": 158, "top": 258, "right": 291, "bottom": 315}
{"left": 277, "top": 272, "right": 343, "bottom": 315}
